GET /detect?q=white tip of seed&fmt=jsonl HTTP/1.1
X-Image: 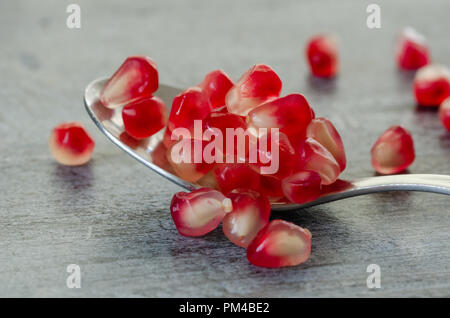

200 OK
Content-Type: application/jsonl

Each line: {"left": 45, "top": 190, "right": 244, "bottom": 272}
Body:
{"left": 222, "top": 198, "right": 233, "bottom": 213}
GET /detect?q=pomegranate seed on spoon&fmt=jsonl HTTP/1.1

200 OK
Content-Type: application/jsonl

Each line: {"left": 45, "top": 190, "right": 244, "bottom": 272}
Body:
{"left": 226, "top": 64, "right": 282, "bottom": 116}
{"left": 247, "top": 220, "right": 312, "bottom": 268}
{"left": 170, "top": 188, "right": 233, "bottom": 237}
{"left": 213, "top": 163, "right": 260, "bottom": 194}
{"left": 199, "top": 70, "right": 234, "bottom": 109}
{"left": 122, "top": 96, "right": 167, "bottom": 140}
{"left": 439, "top": 97, "right": 450, "bottom": 131}
{"left": 49, "top": 122, "right": 95, "bottom": 166}
{"left": 371, "top": 126, "right": 415, "bottom": 175}
{"left": 413, "top": 64, "right": 450, "bottom": 107}
{"left": 396, "top": 27, "right": 430, "bottom": 70}
{"left": 282, "top": 170, "right": 322, "bottom": 204}
{"left": 223, "top": 190, "right": 271, "bottom": 248}
{"left": 101, "top": 56, "right": 159, "bottom": 109}
{"left": 306, "top": 34, "right": 338, "bottom": 78}
{"left": 258, "top": 174, "right": 284, "bottom": 200}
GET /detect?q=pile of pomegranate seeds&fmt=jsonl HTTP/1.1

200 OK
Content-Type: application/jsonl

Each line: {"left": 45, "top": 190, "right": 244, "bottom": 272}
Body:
{"left": 306, "top": 34, "right": 339, "bottom": 78}
{"left": 396, "top": 27, "right": 430, "bottom": 70}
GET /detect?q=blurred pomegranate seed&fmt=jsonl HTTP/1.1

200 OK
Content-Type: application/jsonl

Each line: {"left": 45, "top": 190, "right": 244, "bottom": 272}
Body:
{"left": 248, "top": 94, "right": 314, "bottom": 137}
{"left": 371, "top": 126, "right": 415, "bottom": 175}
{"left": 413, "top": 64, "right": 450, "bottom": 107}
{"left": 170, "top": 188, "right": 232, "bottom": 237}
{"left": 396, "top": 27, "right": 430, "bottom": 70}
{"left": 439, "top": 97, "right": 450, "bottom": 131}
{"left": 199, "top": 70, "right": 234, "bottom": 108}
{"left": 306, "top": 118, "right": 346, "bottom": 171}
{"left": 226, "top": 64, "right": 282, "bottom": 116}
{"left": 282, "top": 170, "right": 322, "bottom": 204}
{"left": 306, "top": 34, "right": 338, "bottom": 78}
{"left": 247, "top": 220, "right": 312, "bottom": 268}
{"left": 214, "top": 163, "right": 260, "bottom": 194}
{"left": 223, "top": 190, "right": 271, "bottom": 247}
{"left": 101, "top": 56, "right": 158, "bottom": 108}
{"left": 258, "top": 174, "right": 284, "bottom": 200}
{"left": 49, "top": 122, "right": 95, "bottom": 166}
{"left": 122, "top": 96, "right": 167, "bottom": 140}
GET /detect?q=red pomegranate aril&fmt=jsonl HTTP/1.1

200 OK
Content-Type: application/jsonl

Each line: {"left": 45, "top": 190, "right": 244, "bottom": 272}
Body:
{"left": 49, "top": 122, "right": 95, "bottom": 166}
{"left": 306, "top": 34, "right": 338, "bottom": 78}
{"left": 396, "top": 27, "right": 430, "bottom": 70}
{"left": 101, "top": 56, "right": 158, "bottom": 108}
{"left": 282, "top": 171, "right": 322, "bottom": 204}
{"left": 247, "top": 220, "right": 312, "bottom": 268}
{"left": 226, "top": 64, "right": 282, "bottom": 116}
{"left": 306, "top": 118, "right": 346, "bottom": 171}
{"left": 122, "top": 96, "right": 167, "bottom": 140}
{"left": 413, "top": 64, "right": 450, "bottom": 107}
{"left": 371, "top": 126, "right": 415, "bottom": 175}
{"left": 223, "top": 190, "right": 271, "bottom": 248}
{"left": 170, "top": 188, "right": 233, "bottom": 237}
{"left": 439, "top": 97, "right": 450, "bottom": 131}
{"left": 214, "top": 163, "right": 260, "bottom": 194}
{"left": 258, "top": 174, "right": 284, "bottom": 199}
{"left": 248, "top": 94, "right": 314, "bottom": 137}
{"left": 167, "top": 138, "right": 213, "bottom": 182}
{"left": 199, "top": 70, "right": 234, "bottom": 109}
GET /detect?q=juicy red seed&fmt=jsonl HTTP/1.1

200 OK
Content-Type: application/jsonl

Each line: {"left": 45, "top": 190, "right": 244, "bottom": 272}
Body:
{"left": 226, "top": 64, "right": 282, "bottom": 116}
{"left": 49, "top": 122, "right": 95, "bottom": 166}
{"left": 213, "top": 163, "right": 260, "bottom": 194}
{"left": 396, "top": 27, "right": 430, "bottom": 70}
{"left": 306, "top": 118, "right": 346, "bottom": 172}
{"left": 100, "top": 56, "right": 158, "bottom": 109}
{"left": 295, "top": 137, "right": 340, "bottom": 185}
{"left": 306, "top": 34, "right": 338, "bottom": 78}
{"left": 199, "top": 70, "right": 234, "bottom": 109}
{"left": 439, "top": 98, "right": 450, "bottom": 131}
{"left": 166, "top": 138, "right": 214, "bottom": 182}
{"left": 248, "top": 94, "right": 314, "bottom": 137}
{"left": 371, "top": 126, "right": 415, "bottom": 175}
{"left": 258, "top": 174, "right": 284, "bottom": 199}
{"left": 282, "top": 170, "right": 322, "bottom": 204}
{"left": 170, "top": 188, "right": 232, "bottom": 237}
{"left": 246, "top": 220, "right": 312, "bottom": 268}
{"left": 122, "top": 96, "right": 167, "bottom": 140}
{"left": 413, "top": 64, "right": 450, "bottom": 107}
{"left": 223, "top": 190, "right": 271, "bottom": 248}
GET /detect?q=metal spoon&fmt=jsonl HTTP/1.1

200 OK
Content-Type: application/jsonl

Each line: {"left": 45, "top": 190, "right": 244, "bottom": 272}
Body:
{"left": 84, "top": 77, "right": 450, "bottom": 211}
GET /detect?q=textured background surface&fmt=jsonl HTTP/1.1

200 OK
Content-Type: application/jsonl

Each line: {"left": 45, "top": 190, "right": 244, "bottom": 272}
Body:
{"left": 0, "top": 0, "right": 449, "bottom": 297}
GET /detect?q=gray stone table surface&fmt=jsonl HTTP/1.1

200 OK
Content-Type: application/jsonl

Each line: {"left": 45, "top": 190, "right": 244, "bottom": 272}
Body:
{"left": 0, "top": 0, "right": 449, "bottom": 297}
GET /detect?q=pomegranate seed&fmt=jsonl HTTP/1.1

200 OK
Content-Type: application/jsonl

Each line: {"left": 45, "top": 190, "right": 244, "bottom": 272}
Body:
{"left": 258, "top": 174, "right": 284, "bottom": 199}
{"left": 295, "top": 137, "right": 340, "bottom": 185}
{"left": 170, "top": 188, "right": 232, "bottom": 237}
{"left": 223, "top": 190, "right": 271, "bottom": 248}
{"left": 247, "top": 220, "right": 312, "bottom": 268}
{"left": 49, "top": 122, "right": 95, "bottom": 166}
{"left": 199, "top": 70, "right": 234, "bottom": 109}
{"left": 101, "top": 56, "right": 158, "bottom": 109}
{"left": 122, "top": 96, "right": 167, "bottom": 140}
{"left": 214, "top": 163, "right": 260, "bottom": 194}
{"left": 413, "top": 64, "right": 450, "bottom": 107}
{"left": 439, "top": 97, "right": 450, "bottom": 131}
{"left": 396, "top": 27, "right": 430, "bottom": 70}
{"left": 306, "top": 118, "right": 346, "bottom": 171}
{"left": 306, "top": 34, "right": 338, "bottom": 78}
{"left": 248, "top": 94, "right": 314, "bottom": 137}
{"left": 225, "top": 64, "right": 282, "bottom": 116}
{"left": 167, "top": 138, "right": 213, "bottom": 182}
{"left": 282, "top": 171, "right": 322, "bottom": 204}
{"left": 371, "top": 126, "right": 415, "bottom": 175}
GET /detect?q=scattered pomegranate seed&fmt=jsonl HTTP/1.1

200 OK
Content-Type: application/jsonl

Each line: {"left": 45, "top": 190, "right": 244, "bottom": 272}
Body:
{"left": 223, "top": 190, "right": 271, "bottom": 248}
{"left": 247, "top": 94, "right": 314, "bottom": 137}
{"left": 282, "top": 170, "right": 322, "bottom": 204}
{"left": 49, "top": 122, "right": 95, "bottom": 166}
{"left": 122, "top": 96, "right": 167, "bottom": 140}
{"left": 226, "top": 64, "right": 282, "bottom": 116}
{"left": 306, "top": 118, "right": 346, "bottom": 171}
{"left": 170, "top": 188, "right": 233, "bottom": 237}
{"left": 247, "top": 220, "right": 312, "bottom": 268}
{"left": 101, "top": 56, "right": 158, "bottom": 109}
{"left": 258, "top": 175, "right": 284, "bottom": 199}
{"left": 214, "top": 163, "right": 260, "bottom": 194}
{"left": 413, "top": 64, "right": 450, "bottom": 107}
{"left": 396, "top": 27, "right": 430, "bottom": 70}
{"left": 439, "top": 97, "right": 450, "bottom": 131}
{"left": 371, "top": 126, "right": 415, "bottom": 175}
{"left": 306, "top": 34, "right": 338, "bottom": 78}
{"left": 199, "top": 70, "right": 234, "bottom": 108}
